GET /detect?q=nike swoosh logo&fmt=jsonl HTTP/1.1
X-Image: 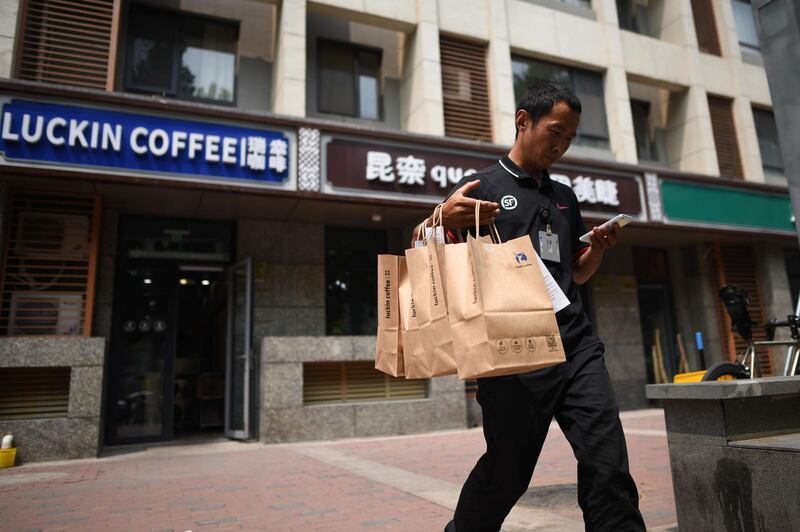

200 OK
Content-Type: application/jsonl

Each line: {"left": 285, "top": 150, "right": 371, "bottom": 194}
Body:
{"left": 555, "top": 203, "right": 568, "bottom": 210}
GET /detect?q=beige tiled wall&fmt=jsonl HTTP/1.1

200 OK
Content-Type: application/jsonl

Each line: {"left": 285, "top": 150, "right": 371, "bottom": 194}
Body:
{"left": 0, "top": 0, "right": 19, "bottom": 79}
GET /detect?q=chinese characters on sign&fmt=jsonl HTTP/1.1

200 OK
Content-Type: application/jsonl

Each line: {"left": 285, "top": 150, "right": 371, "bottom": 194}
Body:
{"left": 324, "top": 138, "right": 643, "bottom": 218}
{"left": 550, "top": 173, "right": 620, "bottom": 207}
{"left": 0, "top": 98, "right": 292, "bottom": 187}
{"left": 365, "top": 150, "right": 477, "bottom": 189}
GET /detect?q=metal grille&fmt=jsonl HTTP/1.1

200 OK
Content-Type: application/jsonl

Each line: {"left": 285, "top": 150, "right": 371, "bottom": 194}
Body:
{"left": 440, "top": 36, "right": 492, "bottom": 142}
{"left": 0, "top": 367, "right": 70, "bottom": 420}
{"left": 16, "top": 0, "right": 117, "bottom": 89}
{"left": 708, "top": 96, "right": 745, "bottom": 180}
{"left": 0, "top": 191, "right": 101, "bottom": 336}
{"left": 303, "top": 361, "right": 427, "bottom": 405}
{"left": 714, "top": 244, "right": 773, "bottom": 375}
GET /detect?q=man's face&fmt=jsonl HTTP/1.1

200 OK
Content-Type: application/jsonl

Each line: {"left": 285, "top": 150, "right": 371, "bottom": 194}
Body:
{"left": 517, "top": 101, "right": 580, "bottom": 170}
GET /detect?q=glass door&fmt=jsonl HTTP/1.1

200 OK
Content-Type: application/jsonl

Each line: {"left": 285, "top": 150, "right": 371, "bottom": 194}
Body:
{"left": 225, "top": 258, "right": 253, "bottom": 440}
{"left": 107, "top": 263, "right": 177, "bottom": 444}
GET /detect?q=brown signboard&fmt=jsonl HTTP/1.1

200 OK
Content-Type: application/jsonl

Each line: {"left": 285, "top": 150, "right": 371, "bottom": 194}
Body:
{"left": 323, "top": 137, "right": 645, "bottom": 219}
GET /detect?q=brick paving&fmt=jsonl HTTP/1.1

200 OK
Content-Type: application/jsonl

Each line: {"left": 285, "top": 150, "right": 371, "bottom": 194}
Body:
{"left": 0, "top": 409, "right": 675, "bottom": 531}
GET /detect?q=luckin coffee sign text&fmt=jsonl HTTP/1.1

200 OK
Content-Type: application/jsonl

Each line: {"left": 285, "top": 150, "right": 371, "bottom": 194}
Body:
{"left": 0, "top": 99, "right": 291, "bottom": 186}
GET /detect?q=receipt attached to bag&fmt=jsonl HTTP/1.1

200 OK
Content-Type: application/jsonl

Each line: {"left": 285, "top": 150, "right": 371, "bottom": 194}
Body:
{"left": 414, "top": 226, "right": 445, "bottom": 248}
{"left": 533, "top": 252, "right": 570, "bottom": 313}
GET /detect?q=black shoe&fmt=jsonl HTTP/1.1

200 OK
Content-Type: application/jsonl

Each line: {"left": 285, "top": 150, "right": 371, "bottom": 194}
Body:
{"left": 444, "top": 519, "right": 456, "bottom": 532}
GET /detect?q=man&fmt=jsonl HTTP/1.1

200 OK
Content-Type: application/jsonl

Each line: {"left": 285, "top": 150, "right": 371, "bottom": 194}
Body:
{"left": 438, "top": 83, "right": 646, "bottom": 532}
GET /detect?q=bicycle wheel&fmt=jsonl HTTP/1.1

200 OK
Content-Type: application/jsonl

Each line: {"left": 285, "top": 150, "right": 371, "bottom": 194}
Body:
{"left": 701, "top": 361, "right": 749, "bottom": 381}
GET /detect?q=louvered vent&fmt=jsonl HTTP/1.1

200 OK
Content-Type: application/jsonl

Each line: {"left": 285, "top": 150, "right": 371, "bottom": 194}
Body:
{"left": 16, "top": 0, "right": 117, "bottom": 89}
{"left": 440, "top": 36, "right": 492, "bottom": 142}
{"left": 0, "top": 367, "right": 70, "bottom": 420}
{"left": 0, "top": 191, "right": 101, "bottom": 336}
{"left": 303, "top": 361, "right": 427, "bottom": 405}
{"left": 708, "top": 96, "right": 744, "bottom": 180}
{"left": 714, "top": 244, "right": 773, "bottom": 375}
{"left": 690, "top": 0, "right": 721, "bottom": 56}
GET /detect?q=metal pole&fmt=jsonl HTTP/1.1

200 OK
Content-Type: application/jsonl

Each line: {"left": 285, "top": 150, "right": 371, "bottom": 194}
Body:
{"left": 752, "top": 0, "right": 800, "bottom": 246}
{"left": 782, "top": 292, "right": 800, "bottom": 376}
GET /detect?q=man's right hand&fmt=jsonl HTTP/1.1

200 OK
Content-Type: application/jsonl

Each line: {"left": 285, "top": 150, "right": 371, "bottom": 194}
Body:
{"left": 441, "top": 180, "right": 500, "bottom": 228}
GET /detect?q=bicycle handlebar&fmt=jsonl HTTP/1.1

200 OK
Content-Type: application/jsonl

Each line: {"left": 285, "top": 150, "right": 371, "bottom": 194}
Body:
{"left": 765, "top": 316, "right": 800, "bottom": 341}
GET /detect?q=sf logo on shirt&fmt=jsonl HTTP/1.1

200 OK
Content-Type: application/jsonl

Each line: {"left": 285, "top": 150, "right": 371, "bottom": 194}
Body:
{"left": 501, "top": 195, "right": 518, "bottom": 210}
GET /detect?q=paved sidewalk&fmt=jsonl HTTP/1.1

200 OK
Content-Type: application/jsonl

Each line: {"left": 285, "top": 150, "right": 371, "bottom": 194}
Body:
{"left": 0, "top": 409, "right": 675, "bottom": 531}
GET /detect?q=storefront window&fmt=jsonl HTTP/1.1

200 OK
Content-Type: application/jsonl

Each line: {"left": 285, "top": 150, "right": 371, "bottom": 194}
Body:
{"left": 325, "top": 226, "right": 388, "bottom": 335}
{"left": 511, "top": 56, "right": 610, "bottom": 149}
{"left": 753, "top": 108, "right": 785, "bottom": 177}
{"left": 124, "top": 6, "right": 238, "bottom": 104}
{"left": 317, "top": 40, "right": 382, "bottom": 120}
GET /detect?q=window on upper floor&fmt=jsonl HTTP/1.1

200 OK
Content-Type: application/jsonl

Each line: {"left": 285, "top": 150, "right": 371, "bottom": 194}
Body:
{"left": 511, "top": 56, "right": 610, "bottom": 150}
{"left": 628, "top": 81, "right": 675, "bottom": 167}
{"left": 560, "top": 0, "right": 592, "bottom": 8}
{"left": 752, "top": 108, "right": 784, "bottom": 178}
{"left": 631, "top": 99, "right": 668, "bottom": 164}
{"left": 616, "top": 0, "right": 662, "bottom": 38}
{"left": 732, "top": 0, "right": 760, "bottom": 50}
{"left": 317, "top": 40, "right": 382, "bottom": 120}
{"left": 123, "top": 5, "right": 238, "bottom": 105}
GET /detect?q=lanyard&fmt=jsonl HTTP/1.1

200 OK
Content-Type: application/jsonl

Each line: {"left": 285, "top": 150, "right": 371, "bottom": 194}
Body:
{"left": 498, "top": 159, "right": 554, "bottom": 234}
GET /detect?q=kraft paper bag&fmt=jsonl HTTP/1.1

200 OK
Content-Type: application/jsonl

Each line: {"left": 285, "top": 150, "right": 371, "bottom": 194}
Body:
{"left": 403, "top": 210, "right": 457, "bottom": 378}
{"left": 444, "top": 206, "right": 566, "bottom": 379}
{"left": 398, "top": 257, "right": 428, "bottom": 379}
{"left": 374, "top": 254, "right": 404, "bottom": 377}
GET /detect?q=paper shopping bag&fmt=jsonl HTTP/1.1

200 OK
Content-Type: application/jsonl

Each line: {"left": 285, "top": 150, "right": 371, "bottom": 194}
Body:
{"left": 374, "top": 254, "right": 404, "bottom": 377}
{"left": 403, "top": 211, "right": 457, "bottom": 378}
{"left": 444, "top": 208, "right": 566, "bottom": 379}
{"left": 397, "top": 257, "right": 428, "bottom": 379}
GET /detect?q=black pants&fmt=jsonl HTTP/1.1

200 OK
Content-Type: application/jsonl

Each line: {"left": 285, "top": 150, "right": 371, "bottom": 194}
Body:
{"left": 449, "top": 343, "right": 646, "bottom": 532}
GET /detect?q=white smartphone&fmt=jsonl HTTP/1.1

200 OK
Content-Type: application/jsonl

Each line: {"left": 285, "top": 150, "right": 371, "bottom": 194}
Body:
{"left": 579, "top": 214, "right": 633, "bottom": 243}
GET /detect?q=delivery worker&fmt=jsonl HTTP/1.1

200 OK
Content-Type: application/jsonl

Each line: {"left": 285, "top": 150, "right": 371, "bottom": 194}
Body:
{"left": 437, "top": 83, "right": 646, "bottom": 532}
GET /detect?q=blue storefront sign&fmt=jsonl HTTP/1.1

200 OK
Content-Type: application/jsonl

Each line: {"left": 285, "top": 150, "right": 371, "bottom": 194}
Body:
{"left": 0, "top": 98, "right": 294, "bottom": 189}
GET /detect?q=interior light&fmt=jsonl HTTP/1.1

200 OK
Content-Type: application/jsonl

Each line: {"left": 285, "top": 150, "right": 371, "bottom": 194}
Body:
{"left": 144, "top": 278, "right": 152, "bottom": 285}
{"left": 371, "top": 213, "right": 383, "bottom": 222}
{"left": 201, "top": 279, "right": 210, "bottom": 286}
{"left": 179, "top": 278, "right": 188, "bottom": 285}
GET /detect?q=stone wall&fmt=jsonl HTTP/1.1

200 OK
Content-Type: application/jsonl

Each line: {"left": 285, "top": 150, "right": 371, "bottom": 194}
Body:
{"left": 590, "top": 245, "right": 649, "bottom": 409}
{"left": 0, "top": 337, "right": 105, "bottom": 463}
{"left": 259, "top": 336, "right": 465, "bottom": 442}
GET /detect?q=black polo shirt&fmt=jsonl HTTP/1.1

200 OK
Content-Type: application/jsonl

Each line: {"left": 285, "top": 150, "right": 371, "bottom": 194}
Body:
{"left": 447, "top": 155, "right": 600, "bottom": 356}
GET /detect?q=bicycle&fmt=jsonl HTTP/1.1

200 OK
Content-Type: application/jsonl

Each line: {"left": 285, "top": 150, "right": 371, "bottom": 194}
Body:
{"left": 702, "top": 285, "right": 800, "bottom": 381}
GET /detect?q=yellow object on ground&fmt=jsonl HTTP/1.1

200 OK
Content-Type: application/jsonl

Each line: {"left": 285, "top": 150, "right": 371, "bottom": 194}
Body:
{"left": 673, "top": 370, "right": 734, "bottom": 383}
{"left": 0, "top": 447, "right": 16, "bottom": 468}
{"left": 673, "top": 370, "right": 706, "bottom": 383}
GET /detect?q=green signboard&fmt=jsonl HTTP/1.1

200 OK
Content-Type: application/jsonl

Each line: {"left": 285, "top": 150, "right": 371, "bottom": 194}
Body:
{"left": 661, "top": 179, "right": 794, "bottom": 233}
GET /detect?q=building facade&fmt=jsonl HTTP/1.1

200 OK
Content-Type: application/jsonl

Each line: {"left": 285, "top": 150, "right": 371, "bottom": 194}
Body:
{"left": 0, "top": 0, "right": 796, "bottom": 462}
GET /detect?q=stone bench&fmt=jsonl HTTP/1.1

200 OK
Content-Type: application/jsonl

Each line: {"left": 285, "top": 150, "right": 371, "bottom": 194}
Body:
{"left": 646, "top": 376, "right": 800, "bottom": 532}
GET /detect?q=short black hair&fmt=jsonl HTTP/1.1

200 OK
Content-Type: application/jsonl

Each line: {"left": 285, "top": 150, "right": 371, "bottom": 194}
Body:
{"left": 515, "top": 83, "right": 582, "bottom": 138}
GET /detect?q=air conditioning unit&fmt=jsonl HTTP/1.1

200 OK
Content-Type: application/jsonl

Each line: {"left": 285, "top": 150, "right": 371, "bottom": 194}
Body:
{"left": 8, "top": 292, "right": 83, "bottom": 336}
{"left": 15, "top": 211, "right": 90, "bottom": 258}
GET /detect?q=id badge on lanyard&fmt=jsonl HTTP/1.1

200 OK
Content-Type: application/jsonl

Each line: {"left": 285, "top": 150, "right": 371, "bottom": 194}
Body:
{"left": 537, "top": 206, "right": 560, "bottom": 263}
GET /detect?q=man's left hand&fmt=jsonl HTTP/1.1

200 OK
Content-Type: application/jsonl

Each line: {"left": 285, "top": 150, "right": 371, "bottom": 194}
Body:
{"left": 588, "top": 223, "right": 619, "bottom": 252}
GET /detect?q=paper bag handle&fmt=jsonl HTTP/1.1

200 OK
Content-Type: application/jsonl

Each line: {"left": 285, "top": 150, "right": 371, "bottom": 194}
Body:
{"left": 473, "top": 202, "right": 502, "bottom": 244}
